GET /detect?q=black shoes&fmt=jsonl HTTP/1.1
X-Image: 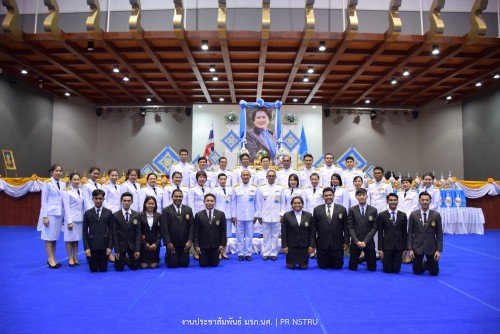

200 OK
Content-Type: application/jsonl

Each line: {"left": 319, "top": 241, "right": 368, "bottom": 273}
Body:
{"left": 47, "top": 261, "right": 59, "bottom": 269}
{"left": 263, "top": 256, "right": 269, "bottom": 261}
{"left": 245, "top": 256, "right": 252, "bottom": 261}
{"left": 238, "top": 255, "right": 244, "bottom": 261}
{"left": 271, "top": 256, "right": 277, "bottom": 261}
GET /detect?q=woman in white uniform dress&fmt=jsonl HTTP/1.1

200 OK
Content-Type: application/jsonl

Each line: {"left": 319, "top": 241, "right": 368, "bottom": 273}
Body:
{"left": 282, "top": 173, "right": 306, "bottom": 214}
{"left": 120, "top": 168, "right": 141, "bottom": 212}
{"left": 82, "top": 166, "right": 102, "bottom": 212}
{"left": 343, "top": 176, "right": 367, "bottom": 211}
{"left": 38, "top": 164, "right": 70, "bottom": 269}
{"left": 330, "top": 173, "right": 347, "bottom": 207}
{"left": 102, "top": 168, "right": 121, "bottom": 213}
{"left": 62, "top": 173, "right": 85, "bottom": 266}
{"left": 139, "top": 173, "right": 163, "bottom": 213}
{"left": 188, "top": 171, "right": 211, "bottom": 215}
{"left": 163, "top": 171, "right": 189, "bottom": 208}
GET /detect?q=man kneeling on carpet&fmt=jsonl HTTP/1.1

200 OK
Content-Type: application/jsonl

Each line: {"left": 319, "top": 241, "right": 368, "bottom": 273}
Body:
{"left": 194, "top": 193, "right": 227, "bottom": 267}
{"left": 112, "top": 192, "right": 141, "bottom": 271}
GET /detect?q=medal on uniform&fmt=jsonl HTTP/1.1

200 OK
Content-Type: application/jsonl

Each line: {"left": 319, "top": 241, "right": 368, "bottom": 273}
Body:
{"left": 431, "top": 221, "right": 436, "bottom": 227}
{"left": 186, "top": 213, "right": 190, "bottom": 219}
{"left": 305, "top": 222, "right": 309, "bottom": 227}
{"left": 339, "top": 213, "right": 342, "bottom": 219}
{"left": 216, "top": 220, "right": 220, "bottom": 226}
{"left": 369, "top": 216, "right": 373, "bottom": 221}
{"left": 133, "top": 218, "right": 138, "bottom": 225}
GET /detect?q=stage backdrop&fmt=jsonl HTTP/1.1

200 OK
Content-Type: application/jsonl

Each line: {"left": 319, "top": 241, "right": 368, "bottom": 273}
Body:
{"left": 192, "top": 104, "right": 323, "bottom": 170}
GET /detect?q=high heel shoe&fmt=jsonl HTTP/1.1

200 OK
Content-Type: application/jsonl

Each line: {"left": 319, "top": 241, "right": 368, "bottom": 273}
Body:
{"left": 47, "top": 261, "right": 59, "bottom": 269}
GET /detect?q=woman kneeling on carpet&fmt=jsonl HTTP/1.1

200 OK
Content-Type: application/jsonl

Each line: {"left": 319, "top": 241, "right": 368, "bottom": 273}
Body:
{"left": 139, "top": 196, "right": 161, "bottom": 269}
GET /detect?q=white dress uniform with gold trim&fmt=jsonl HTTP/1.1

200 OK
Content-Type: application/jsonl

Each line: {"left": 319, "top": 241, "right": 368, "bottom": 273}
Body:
{"left": 139, "top": 185, "right": 164, "bottom": 213}
{"left": 282, "top": 187, "right": 307, "bottom": 214}
{"left": 418, "top": 185, "right": 442, "bottom": 211}
{"left": 255, "top": 183, "right": 285, "bottom": 257}
{"left": 276, "top": 167, "right": 298, "bottom": 187}
{"left": 368, "top": 179, "right": 393, "bottom": 254}
{"left": 303, "top": 186, "right": 324, "bottom": 214}
{"left": 231, "top": 182, "right": 258, "bottom": 257}
{"left": 62, "top": 186, "right": 84, "bottom": 241}
{"left": 38, "top": 178, "right": 70, "bottom": 241}
{"left": 170, "top": 161, "right": 195, "bottom": 187}
{"left": 211, "top": 169, "right": 233, "bottom": 187}
{"left": 397, "top": 189, "right": 419, "bottom": 218}
{"left": 212, "top": 185, "right": 234, "bottom": 238}
{"left": 331, "top": 186, "right": 347, "bottom": 207}
{"left": 319, "top": 164, "right": 343, "bottom": 187}
{"left": 232, "top": 166, "right": 256, "bottom": 185}
{"left": 342, "top": 188, "right": 371, "bottom": 212}
{"left": 162, "top": 184, "right": 189, "bottom": 208}
{"left": 188, "top": 184, "right": 211, "bottom": 215}
{"left": 190, "top": 169, "right": 212, "bottom": 189}
{"left": 119, "top": 180, "right": 141, "bottom": 212}
{"left": 341, "top": 168, "right": 364, "bottom": 191}
{"left": 255, "top": 168, "right": 270, "bottom": 186}
{"left": 298, "top": 167, "right": 318, "bottom": 189}
{"left": 82, "top": 180, "right": 102, "bottom": 212}
{"left": 103, "top": 182, "right": 121, "bottom": 213}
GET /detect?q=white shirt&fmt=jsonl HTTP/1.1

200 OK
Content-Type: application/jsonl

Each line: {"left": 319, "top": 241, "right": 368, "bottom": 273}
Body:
{"left": 368, "top": 180, "right": 393, "bottom": 213}
{"left": 255, "top": 168, "right": 270, "bottom": 186}
{"left": 103, "top": 182, "right": 121, "bottom": 213}
{"left": 82, "top": 180, "right": 102, "bottom": 212}
{"left": 163, "top": 184, "right": 189, "bottom": 208}
{"left": 276, "top": 167, "right": 298, "bottom": 187}
{"left": 120, "top": 180, "right": 141, "bottom": 212}
{"left": 319, "top": 164, "right": 343, "bottom": 187}
{"left": 282, "top": 187, "right": 306, "bottom": 215}
{"left": 255, "top": 183, "right": 284, "bottom": 223}
{"left": 170, "top": 162, "right": 194, "bottom": 187}
{"left": 298, "top": 167, "right": 316, "bottom": 189}
{"left": 139, "top": 185, "right": 163, "bottom": 213}
{"left": 419, "top": 185, "right": 442, "bottom": 211}
{"left": 188, "top": 184, "right": 211, "bottom": 215}
{"left": 190, "top": 169, "right": 212, "bottom": 189}
{"left": 212, "top": 186, "right": 233, "bottom": 219}
{"left": 211, "top": 169, "right": 233, "bottom": 187}
{"left": 397, "top": 189, "right": 419, "bottom": 218}
{"left": 231, "top": 182, "right": 257, "bottom": 221}
{"left": 304, "top": 186, "right": 324, "bottom": 214}
{"left": 232, "top": 166, "right": 256, "bottom": 185}
{"left": 294, "top": 210, "right": 302, "bottom": 225}
{"left": 341, "top": 168, "right": 364, "bottom": 191}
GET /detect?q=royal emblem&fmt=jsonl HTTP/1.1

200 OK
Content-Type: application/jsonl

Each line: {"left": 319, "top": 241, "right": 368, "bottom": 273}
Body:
{"left": 339, "top": 213, "right": 342, "bottom": 219}
{"left": 431, "top": 221, "right": 436, "bottom": 227}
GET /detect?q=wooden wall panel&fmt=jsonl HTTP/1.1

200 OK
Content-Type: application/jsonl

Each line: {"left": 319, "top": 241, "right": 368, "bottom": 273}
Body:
{"left": 467, "top": 196, "right": 500, "bottom": 230}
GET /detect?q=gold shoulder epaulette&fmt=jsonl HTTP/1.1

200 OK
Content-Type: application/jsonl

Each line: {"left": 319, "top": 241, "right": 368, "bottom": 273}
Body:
{"left": 260, "top": 183, "right": 266, "bottom": 186}
{"left": 233, "top": 183, "right": 240, "bottom": 187}
{"left": 383, "top": 180, "right": 389, "bottom": 184}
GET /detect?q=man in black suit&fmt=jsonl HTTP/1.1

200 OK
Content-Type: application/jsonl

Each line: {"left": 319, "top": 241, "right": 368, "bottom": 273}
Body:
{"left": 160, "top": 189, "right": 194, "bottom": 268}
{"left": 112, "top": 192, "right": 141, "bottom": 271}
{"left": 377, "top": 193, "right": 407, "bottom": 273}
{"left": 82, "top": 189, "right": 113, "bottom": 272}
{"left": 347, "top": 188, "right": 378, "bottom": 271}
{"left": 194, "top": 193, "right": 227, "bottom": 267}
{"left": 311, "top": 187, "right": 349, "bottom": 269}
{"left": 408, "top": 192, "right": 443, "bottom": 276}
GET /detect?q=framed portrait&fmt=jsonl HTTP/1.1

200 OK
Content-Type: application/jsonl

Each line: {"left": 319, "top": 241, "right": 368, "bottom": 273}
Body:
{"left": 245, "top": 107, "right": 277, "bottom": 163}
{"left": 2, "top": 149, "right": 16, "bottom": 170}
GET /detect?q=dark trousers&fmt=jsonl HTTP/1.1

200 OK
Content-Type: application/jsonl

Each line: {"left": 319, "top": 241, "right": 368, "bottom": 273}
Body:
{"left": 87, "top": 250, "right": 108, "bottom": 272}
{"left": 382, "top": 249, "right": 403, "bottom": 273}
{"left": 114, "top": 249, "right": 139, "bottom": 271}
{"left": 199, "top": 248, "right": 220, "bottom": 267}
{"left": 317, "top": 247, "right": 344, "bottom": 269}
{"left": 349, "top": 243, "right": 376, "bottom": 271}
{"left": 413, "top": 253, "right": 439, "bottom": 276}
{"left": 165, "top": 247, "right": 190, "bottom": 268}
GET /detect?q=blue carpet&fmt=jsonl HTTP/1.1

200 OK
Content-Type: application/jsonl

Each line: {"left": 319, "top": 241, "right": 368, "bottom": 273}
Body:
{"left": 0, "top": 227, "right": 499, "bottom": 334}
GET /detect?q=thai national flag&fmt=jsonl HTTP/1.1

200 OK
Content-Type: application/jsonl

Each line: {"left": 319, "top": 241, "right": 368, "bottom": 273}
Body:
{"left": 203, "top": 125, "right": 215, "bottom": 164}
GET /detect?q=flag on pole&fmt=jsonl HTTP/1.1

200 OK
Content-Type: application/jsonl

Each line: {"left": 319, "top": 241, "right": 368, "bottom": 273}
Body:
{"left": 203, "top": 124, "right": 215, "bottom": 165}
{"left": 275, "top": 105, "right": 282, "bottom": 154}
{"left": 298, "top": 124, "right": 308, "bottom": 160}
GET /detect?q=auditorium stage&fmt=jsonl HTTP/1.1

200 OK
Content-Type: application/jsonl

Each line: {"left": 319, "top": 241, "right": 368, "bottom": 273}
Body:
{"left": 1, "top": 227, "right": 499, "bottom": 334}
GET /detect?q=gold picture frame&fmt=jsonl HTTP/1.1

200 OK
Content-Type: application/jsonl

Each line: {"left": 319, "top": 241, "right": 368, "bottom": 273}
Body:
{"left": 2, "top": 149, "right": 16, "bottom": 170}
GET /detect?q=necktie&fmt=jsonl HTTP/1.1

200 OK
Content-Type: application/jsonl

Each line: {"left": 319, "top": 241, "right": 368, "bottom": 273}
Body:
{"left": 94, "top": 182, "right": 98, "bottom": 189}
{"left": 177, "top": 206, "right": 181, "bottom": 216}
{"left": 391, "top": 211, "right": 396, "bottom": 223}
{"left": 201, "top": 187, "right": 204, "bottom": 194}
{"left": 208, "top": 210, "right": 212, "bottom": 223}
{"left": 327, "top": 205, "right": 331, "bottom": 218}
{"left": 423, "top": 212, "right": 427, "bottom": 226}
{"left": 404, "top": 191, "right": 407, "bottom": 198}
{"left": 333, "top": 186, "right": 336, "bottom": 193}
{"left": 96, "top": 208, "right": 100, "bottom": 219}
{"left": 125, "top": 212, "right": 129, "bottom": 223}
{"left": 77, "top": 189, "right": 80, "bottom": 196}
{"left": 291, "top": 188, "right": 294, "bottom": 195}
{"left": 153, "top": 187, "right": 157, "bottom": 194}
{"left": 223, "top": 188, "right": 226, "bottom": 195}
{"left": 361, "top": 207, "right": 365, "bottom": 216}
{"left": 313, "top": 188, "right": 316, "bottom": 194}
{"left": 114, "top": 185, "right": 117, "bottom": 191}
{"left": 177, "top": 185, "right": 180, "bottom": 189}
{"left": 133, "top": 183, "right": 137, "bottom": 190}
{"left": 56, "top": 181, "right": 60, "bottom": 190}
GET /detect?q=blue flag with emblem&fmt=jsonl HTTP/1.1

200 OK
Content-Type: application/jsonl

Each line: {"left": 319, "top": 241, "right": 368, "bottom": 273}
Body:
{"left": 298, "top": 124, "right": 308, "bottom": 160}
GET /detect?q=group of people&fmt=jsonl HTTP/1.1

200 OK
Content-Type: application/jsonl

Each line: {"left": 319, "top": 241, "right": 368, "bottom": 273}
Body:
{"left": 37, "top": 148, "right": 443, "bottom": 275}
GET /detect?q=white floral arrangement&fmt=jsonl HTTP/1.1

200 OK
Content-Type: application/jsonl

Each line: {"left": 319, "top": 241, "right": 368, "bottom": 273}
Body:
{"left": 256, "top": 149, "right": 268, "bottom": 160}
{"left": 284, "top": 113, "right": 298, "bottom": 123}
{"left": 224, "top": 111, "right": 238, "bottom": 123}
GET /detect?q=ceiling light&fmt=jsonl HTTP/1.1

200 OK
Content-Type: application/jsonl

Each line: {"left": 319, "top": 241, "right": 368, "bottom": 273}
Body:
{"left": 113, "top": 65, "right": 120, "bottom": 73}
{"left": 365, "top": 99, "right": 370, "bottom": 104}
{"left": 475, "top": 81, "right": 482, "bottom": 87}
{"left": 446, "top": 95, "right": 452, "bottom": 100}
{"left": 146, "top": 97, "right": 152, "bottom": 102}
{"left": 391, "top": 77, "right": 397, "bottom": 85}
{"left": 209, "top": 65, "right": 216, "bottom": 73}
{"left": 198, "top": 105, "right": 202, "bottom": 108}
{"left": 87, "top": 41, "right": 94, "bottom": 51}
{"left": 38, "top": 76, "right": 44, "bottom": 88}
{"left": 312, "top": 105, "right": 317, "bottom": 109}
{"left": 318, "top": 41, "right": 326, "bottom": 51}
{"left": 123, "top": 74, "right": 129, "bottom": 82}
{"left": 219, "top": 96, "right": 224, "bottom": 102}
{"left": 293, "top": 98, "right": 298, "bottom": 102}
{"left": 494, "top": 73, "right": 500, "bottom": 79}
{"left": 21, "top": 68, "right": 28, "bottom": 75}
{"left": 370, "top": 110, "right": 377, "bottom": 120}
{"left": 431, "top": 45, "right": 440, "bottom": 55}
{"left": 393, "top": 111, "right": 399, "bottom": 116}
{"left": 307, "top": 66, "right": 314, "bottom": 74}
{"left": 64, "top": 92, "right": 70, "bottom": 97}
{"left": 303, "top": 75, "right": 309, "bottom": 82}
{"left": 402, "top": 68, "right": 410, "bottom": 76}
{"left": 213, "top": 74, "right": 219, "bottom": 81}
{"left": 201, "top": 40, "right": 209, "bottom": 51}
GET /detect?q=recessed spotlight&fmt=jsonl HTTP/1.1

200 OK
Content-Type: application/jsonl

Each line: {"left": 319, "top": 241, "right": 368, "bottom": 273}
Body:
{"left": 293, "top": 98, "right": 298, "bottom": 102}
{"left": 303, "top": 75, "right": 309, "bottom": 82}
{"left": 365, "top": 99, "right": 371, "bottom": 104}
{"left": 21, "top": 68, "right": 28, "bottom": 75}
{"left": 213, "top": 74, "right": 219, "bottom": 81}
{"left": 446, "top": 95, "right": 452, "bottom": 100}
{"left": 391, "top": 77, "right": 397, "bottom": 85}
{"left": 201, "top": 40, "right": 209, "bottom": 51}
{"left": 209, "top": 65, "right": 216, "bottom": 73}
{"left": 87, "top": 41, "right": 94, "bottom": 51}
{"left": 475, "top": 81, "right": 482, "bottom": 87}
{"left": 402, "top": 68, "right": 410, "bottom": 76}
{"left": 123, "top": 74, "right": 129, "bottom": 82}
{"left": 64, "top": 92, "right": 70, "bottom": 97}
{"left": 312, "top": 105, "right": 317, "bottom": 109}
{"left": 307, "top": 66, "right": 314, "bottom": 74}
{"left": 494, "top": 72, "right": 500, "bottom": 79}
{"left": 432, "top": 45, "right": 440, "bottom": 55}
{"left": 198, "top": 105, "right": 203, "bottom": 108}
{"left": 146, "top": 97, "right": 152, "bottom": 102}
{"left": 318, "top": 41, "right": 326, "bottom": 52}
{"left": 113, "top": 65, "right": 120, "bottom": 73}
{"left": 219, "top": 96, "right": 224, "bottom": 102}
